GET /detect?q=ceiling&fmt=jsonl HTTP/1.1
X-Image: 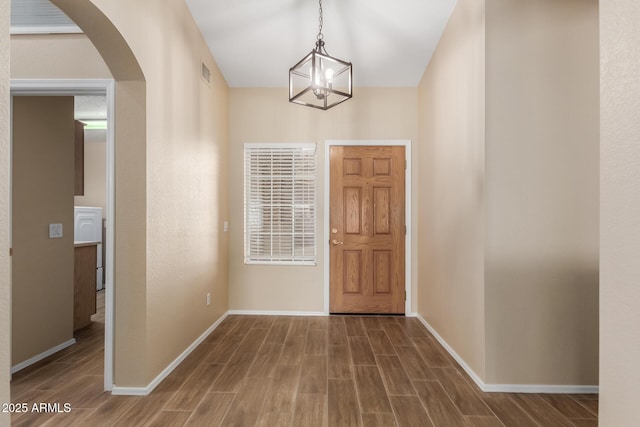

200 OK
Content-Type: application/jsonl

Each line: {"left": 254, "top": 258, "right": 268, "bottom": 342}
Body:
{"left": 75, "top": 96, "right": 107, "bottom": 121}
{"left": 11, "top": 0, "right": 457, "bottom": 88}
{"left": 185, "top": 0, "right": 457, "bottom": 87}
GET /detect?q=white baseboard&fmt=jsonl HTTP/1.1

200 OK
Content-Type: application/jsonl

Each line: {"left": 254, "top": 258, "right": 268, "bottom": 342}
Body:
{"left": 111, "top": 311, "right": 230, "bottom": 396}
{"left": 415, "top": 314, "right": 599, "bottom": 395}
{"left": 482, "top": 383, "right": 599, "bottom": 394}
{"left": 227, "top": 309, "right": 326, "bottom": 317}
{"left": 11, "top": 338, "right": 76, "bottom": 374}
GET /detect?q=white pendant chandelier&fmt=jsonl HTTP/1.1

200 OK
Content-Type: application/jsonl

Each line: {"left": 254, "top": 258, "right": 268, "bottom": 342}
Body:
{"left": 289, "top": 0, "right": 353, "bottom": 110}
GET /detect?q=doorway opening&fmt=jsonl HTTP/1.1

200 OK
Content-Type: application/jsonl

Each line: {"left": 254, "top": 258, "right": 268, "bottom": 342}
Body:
{"left": 10, "top": 79, "right": 115, "bottom": 391}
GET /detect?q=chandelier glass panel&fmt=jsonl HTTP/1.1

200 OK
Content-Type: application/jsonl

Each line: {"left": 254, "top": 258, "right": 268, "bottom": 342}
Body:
{"left": 289, "top": 0, "right": 352, "bottom": 110}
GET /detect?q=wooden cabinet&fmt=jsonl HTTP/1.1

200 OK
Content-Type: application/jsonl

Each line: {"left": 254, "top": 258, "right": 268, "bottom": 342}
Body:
{"left": 74, "top": 120, "right": 85, "bottom": 196}
{"left": 74, "top": 244, "right": 97, "bottom": 331}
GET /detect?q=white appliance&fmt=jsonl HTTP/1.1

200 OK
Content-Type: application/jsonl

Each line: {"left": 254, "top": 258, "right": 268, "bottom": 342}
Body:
{"left": 74, "top": 206, "right": 103, "bottom": 290}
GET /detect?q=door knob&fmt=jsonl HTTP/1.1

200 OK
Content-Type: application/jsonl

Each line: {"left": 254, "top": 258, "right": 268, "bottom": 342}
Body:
{"left": 331, "top": 239, "right": 344, "bottom": 246}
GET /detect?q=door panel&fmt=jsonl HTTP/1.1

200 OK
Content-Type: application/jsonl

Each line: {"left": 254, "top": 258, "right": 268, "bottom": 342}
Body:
{"left": 12, "top": 96, "right": 76, "bottom": 364}
{"left": 330, "top": 146, "right": 405, "bottom": 314}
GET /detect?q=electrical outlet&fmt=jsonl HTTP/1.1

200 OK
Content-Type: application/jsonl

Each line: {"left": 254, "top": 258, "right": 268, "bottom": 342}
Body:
{"left": 206, "top": 293, "right": 211, "bottom": 306}
{"left": 49, "top": 223, "right": 63, "bottom": 239}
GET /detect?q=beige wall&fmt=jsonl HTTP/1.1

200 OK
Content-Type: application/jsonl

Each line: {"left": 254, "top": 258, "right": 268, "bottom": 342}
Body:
{"left": 67, "top": 0, "right": 230, "bottom": 384}
{"left": 600, "top": 0, "right": 640, "bottom": 424}
{"left": 417, "top": 0, "right": 486, "bottom": 378}
{"left": 11, "top": 34, "right": 110, "bottom": 78}
{"left": 485, "top": 0, "right": 599, "bottom": 385}
{"left": 0, "top": 0, "right": 11, "bottom": 423}
{"left": 12, "top": 0, "right": 230, "bottom": 387}
{"left": 418, "top": 0, "right": 599, "bottom": 386}
{"left": 12, "top": 97, "right": 75, "bottom": 366}
{"left": 74, "top": 129, "right": 107, "bottom": 215}
{"left": 229, "top": 88, "right": 418, "bottom": 313}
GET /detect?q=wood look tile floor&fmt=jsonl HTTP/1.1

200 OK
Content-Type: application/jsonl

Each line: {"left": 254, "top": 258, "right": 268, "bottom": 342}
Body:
{"left": 10, "top": 293, "right": 599, "bottom": 426}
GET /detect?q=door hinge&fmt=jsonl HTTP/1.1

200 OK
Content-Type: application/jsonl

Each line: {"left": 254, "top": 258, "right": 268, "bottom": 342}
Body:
{"left": 405, "top": 291, "right": 407, "bottom": 301}
{"left": 405, "top": 160, "right": 407, "bottom": 170}
{"left": 9, "top": 248, "right": 12, "bottom": 257}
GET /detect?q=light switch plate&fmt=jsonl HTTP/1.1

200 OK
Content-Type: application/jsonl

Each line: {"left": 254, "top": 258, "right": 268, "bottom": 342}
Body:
{"left": 223, "top": 221, "right": 229, "bottom": 232}
{"left": 49, "top": 223, "right": 63, "bottom": 239}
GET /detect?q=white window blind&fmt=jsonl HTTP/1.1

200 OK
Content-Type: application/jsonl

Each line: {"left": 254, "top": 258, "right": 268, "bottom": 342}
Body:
{"left": 244, "top": 143, "right": 317, "bottom": 265}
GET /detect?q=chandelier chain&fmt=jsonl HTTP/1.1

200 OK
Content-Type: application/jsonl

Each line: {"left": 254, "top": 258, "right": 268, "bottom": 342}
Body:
{"left": 317, "top": 0, "right": 324, "bottom": 41}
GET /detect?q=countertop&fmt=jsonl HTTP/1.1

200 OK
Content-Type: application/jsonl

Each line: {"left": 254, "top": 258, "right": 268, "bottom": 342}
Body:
{"left": 74, "top": 241, "right": 100, "bottom": 248}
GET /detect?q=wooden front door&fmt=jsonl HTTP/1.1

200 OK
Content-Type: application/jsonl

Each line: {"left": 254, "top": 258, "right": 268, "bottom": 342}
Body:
{"left": 329, "top": 146, "right": 405, "bottom": 314}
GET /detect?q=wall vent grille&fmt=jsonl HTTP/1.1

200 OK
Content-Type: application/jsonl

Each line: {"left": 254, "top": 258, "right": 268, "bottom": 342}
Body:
{"left": 201, "top": 62, "right": 212, "bottom": 85}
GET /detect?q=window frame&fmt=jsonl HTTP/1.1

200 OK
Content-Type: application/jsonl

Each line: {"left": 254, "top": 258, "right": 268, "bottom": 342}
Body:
{"left": 243, "top": 142, "right": 318, "bottom": 266}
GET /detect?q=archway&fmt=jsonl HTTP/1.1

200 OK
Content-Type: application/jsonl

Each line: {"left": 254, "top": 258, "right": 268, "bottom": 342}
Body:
{"left": 47, "top": 0, "right": 147, "bottom": 390}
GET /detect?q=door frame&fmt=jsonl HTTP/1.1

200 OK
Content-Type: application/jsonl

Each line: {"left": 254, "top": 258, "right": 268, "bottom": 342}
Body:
{"left": 324, "top": 140, "right": 412, "bottom": 315}
{"left": 10, "top": 79, "right": 115, "bottom": 391}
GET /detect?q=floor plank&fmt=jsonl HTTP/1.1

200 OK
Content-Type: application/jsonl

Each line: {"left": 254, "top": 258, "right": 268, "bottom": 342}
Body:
{"left": 348, "top": 336, "right": 377, "bottom": 366}
{"left": 353, "top": 365, "right": 392, "bottom": 414}
{"left": 306, "top": 329, "right": 328, "bottom": 355}
{"left": 260, "top": 364, "right": 301, "bottom": 415}
{"left": 376, "top": 355, "right": 415, "bottom": 396}
{"left": 164, "top": 363, "right": 225, "bottom": 410}
{"left": 253, "top": 316, "right": 275, "bottom": 330}
{"left": 482, "top": 395, "right": 539, "bottom": 427}
{"left": 229, "top": 316, "right": 258, "bottom": 335}
{"left": 345, "top": 317, "right": 367, "bottom": 336}
{"left": 220, "top": 378, "right": 271, "bottom": 427}
{"left": 389, "top": 395, "right": 434, "bottom": 427}
{"left": 574, "top": 398, "right": 599, "bottom": 416}
{"left": 76, "top": 395, "right": 140, "bottom": 426}
{"left": 235, "top": 327, "right": 268, "bottom": 354}
{"left": 328, "top": 379, "right": 362, "bottom": 427}
{"left": 465, "top": 415, "right": 506, "bottom": 427}
{"left": 431, "top": 367, "right": 492, "bottom": 416}
{"left": 328, "top": 319, "right": 348, "bottom": 346}
{"left": 539, "top": 394, "right": 597, "bottom": 419}
{"left": 185, "top": 392, "right": 235, "bottom": 427}
{"left": 147, "top": 410, "right": 193, "bottom": 427}
{"left": 292, "top": 393, "right": 326, "bottom": 427}
{"left": 204, "top": 333, "right": 244, "bottom": 364}
{"left": 278, "top": 335, "right": 305, "bottom": 367}
{"left": 289, "top": 318, "right": 310, "bottom": 337}
{"left": 39, "top": 408, "right": 94, "bottom": 427}
{"left": 394, "top": 317, "right": 428, "bottom": 338}
{"left": 256, "top": 411, "right": 292, "bottom": 427}
{"left": 308, "top": 317, "right": 329, "bottom": 331}
{"left": 115, "top": 393, "right": 175, "bottom": 427}
{"left": 413, "top": 380, "right": 467, "bottom": 427}
{"left": 247, "top": 343, "right": 282, "bottom": 378}
{"left": 394, "top": 345, "right": 433, "bottom": 381}
{"left": 361, "top": 317, "right": 383, "bottom": 331}
{"left": 298, "top": 355, "right": 328, "bottom": 394}
{"left": 210, "top": 351, "right": 257, "bottom": 393}
{"left": 381, "top": 323, "right": 412, "bottom": 346}
{"left": 362, "top": 413, "right": 398, "bottom": 427}
{"left": 328, "top": 345, "right": 352, "bottom": 379}
{"left": 264, "top": 318, "right": 292, "bottom": 344}
{"left": 412, "top": 337, "right": 452, "bottom": 368}
{"left": 568, "top": 419, "right": 598, "bottom": 427}
{"left": 509, "top": 393, "right": 576, "bottom": 427}
{"left": 368, "top": 330, "right": 396, "bottom": 355}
